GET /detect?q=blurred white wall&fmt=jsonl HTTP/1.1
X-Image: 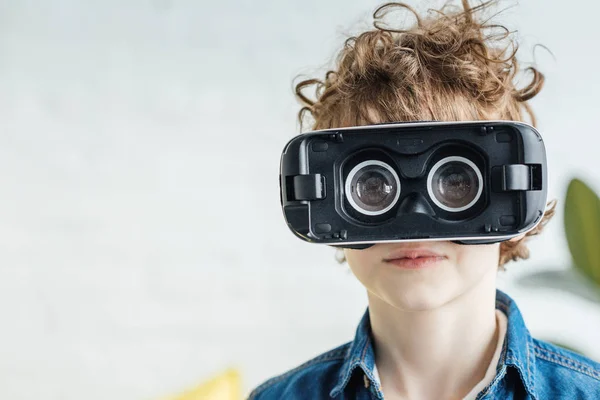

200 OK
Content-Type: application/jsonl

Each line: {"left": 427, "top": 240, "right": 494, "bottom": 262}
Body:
{"left": 1, "top": 0, "right": 599, "bottom": 399}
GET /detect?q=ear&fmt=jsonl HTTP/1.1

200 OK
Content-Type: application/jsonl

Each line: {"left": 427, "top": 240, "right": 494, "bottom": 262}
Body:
{"left": 508, "top": 233, "right": 526, "bottom": 242}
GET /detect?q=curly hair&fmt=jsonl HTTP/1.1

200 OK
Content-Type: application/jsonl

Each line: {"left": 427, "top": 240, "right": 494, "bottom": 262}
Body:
{"left": 294, "top": 0, "right": 557, "bottom": 269}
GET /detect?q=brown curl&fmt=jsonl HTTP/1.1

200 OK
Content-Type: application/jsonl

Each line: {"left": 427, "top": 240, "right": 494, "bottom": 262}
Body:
{"left": 294, "top": 0, "right": 556, "bottom": 269}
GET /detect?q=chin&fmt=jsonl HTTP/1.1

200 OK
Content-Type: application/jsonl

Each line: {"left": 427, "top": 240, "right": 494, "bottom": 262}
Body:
{"left": 379, "top": 279, "right": 459, "bottom": 312}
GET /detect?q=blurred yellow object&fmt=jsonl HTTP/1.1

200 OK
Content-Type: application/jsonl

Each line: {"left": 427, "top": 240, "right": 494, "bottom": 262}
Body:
{"left": 164, "top": 368, "right": 242, "bottom": 400}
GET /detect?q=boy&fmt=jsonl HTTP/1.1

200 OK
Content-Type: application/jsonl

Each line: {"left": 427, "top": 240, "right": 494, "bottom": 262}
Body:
{"left": 249, "top": 1, "right": 600, "bottom": 398}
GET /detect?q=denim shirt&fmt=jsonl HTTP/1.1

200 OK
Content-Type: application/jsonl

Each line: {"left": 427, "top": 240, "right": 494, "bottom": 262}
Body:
{"left": 248, "top": 289, "right": 600, "bottom": 399}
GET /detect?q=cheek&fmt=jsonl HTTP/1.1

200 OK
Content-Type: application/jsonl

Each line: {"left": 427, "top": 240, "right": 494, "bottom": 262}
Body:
{"left": 344, "top": 248, "right": 381, "bottom": 283}
{"left": 453, "top": 243, "right": 501, "bottom": 275}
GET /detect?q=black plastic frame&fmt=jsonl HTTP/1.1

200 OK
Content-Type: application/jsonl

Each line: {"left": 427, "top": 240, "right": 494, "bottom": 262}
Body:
{"left": 279, "top": 120, "right": 548, "bottom": 248}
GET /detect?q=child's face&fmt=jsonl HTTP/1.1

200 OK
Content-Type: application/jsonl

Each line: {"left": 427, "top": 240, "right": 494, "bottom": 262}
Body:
{"left": 343, "top": 239, "right": 515, "bottom": 311}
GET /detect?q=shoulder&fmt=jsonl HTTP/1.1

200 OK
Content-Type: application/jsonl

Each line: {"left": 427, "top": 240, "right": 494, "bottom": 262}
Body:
{"left": 531, "top": 337, "right": 600, "bottom": 397}
{"left": 247, "top": 342, "right": 350, "bottom": 400}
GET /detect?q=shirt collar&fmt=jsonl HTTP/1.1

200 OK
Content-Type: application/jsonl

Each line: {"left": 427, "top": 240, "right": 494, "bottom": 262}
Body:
{"left": 329, "top": 306, "right": 380, "bottom": 398}
{"left": 329, "top": 289, "right": 537, "bottom": 399}
{"left": 495, "top": 288, "right": 538, "bottom": 399}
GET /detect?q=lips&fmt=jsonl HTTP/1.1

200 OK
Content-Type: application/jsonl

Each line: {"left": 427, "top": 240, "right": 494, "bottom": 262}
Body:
{"left": 383, "top": 248, "right": 447, "bottom": 269}
{"left": 383, "top": 248, "right": 446, "bottom": 262}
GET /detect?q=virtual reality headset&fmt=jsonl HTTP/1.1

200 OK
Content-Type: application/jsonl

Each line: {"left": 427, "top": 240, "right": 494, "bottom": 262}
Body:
{"left": 279, "top": 120, "right": 548, "bottom": 249}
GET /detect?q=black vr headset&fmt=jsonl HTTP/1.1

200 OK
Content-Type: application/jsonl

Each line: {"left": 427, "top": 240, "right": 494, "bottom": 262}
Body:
{"left": 279, "top": 120, "right": 548, "bottom": 249}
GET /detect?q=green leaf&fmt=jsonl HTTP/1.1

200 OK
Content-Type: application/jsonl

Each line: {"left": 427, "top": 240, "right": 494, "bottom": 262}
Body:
{"left": 564, "top": 178, "right": 600, "bottom": 287}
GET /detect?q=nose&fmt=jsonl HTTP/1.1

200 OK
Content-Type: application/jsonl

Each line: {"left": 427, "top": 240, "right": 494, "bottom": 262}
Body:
{"left": 396, "top": 192, "right": 436, "bottom": 217}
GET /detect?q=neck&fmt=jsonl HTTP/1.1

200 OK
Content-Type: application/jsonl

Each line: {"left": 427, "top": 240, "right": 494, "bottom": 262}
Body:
{"left": 368, "top": 269, "right": 499, "bottom": 399}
